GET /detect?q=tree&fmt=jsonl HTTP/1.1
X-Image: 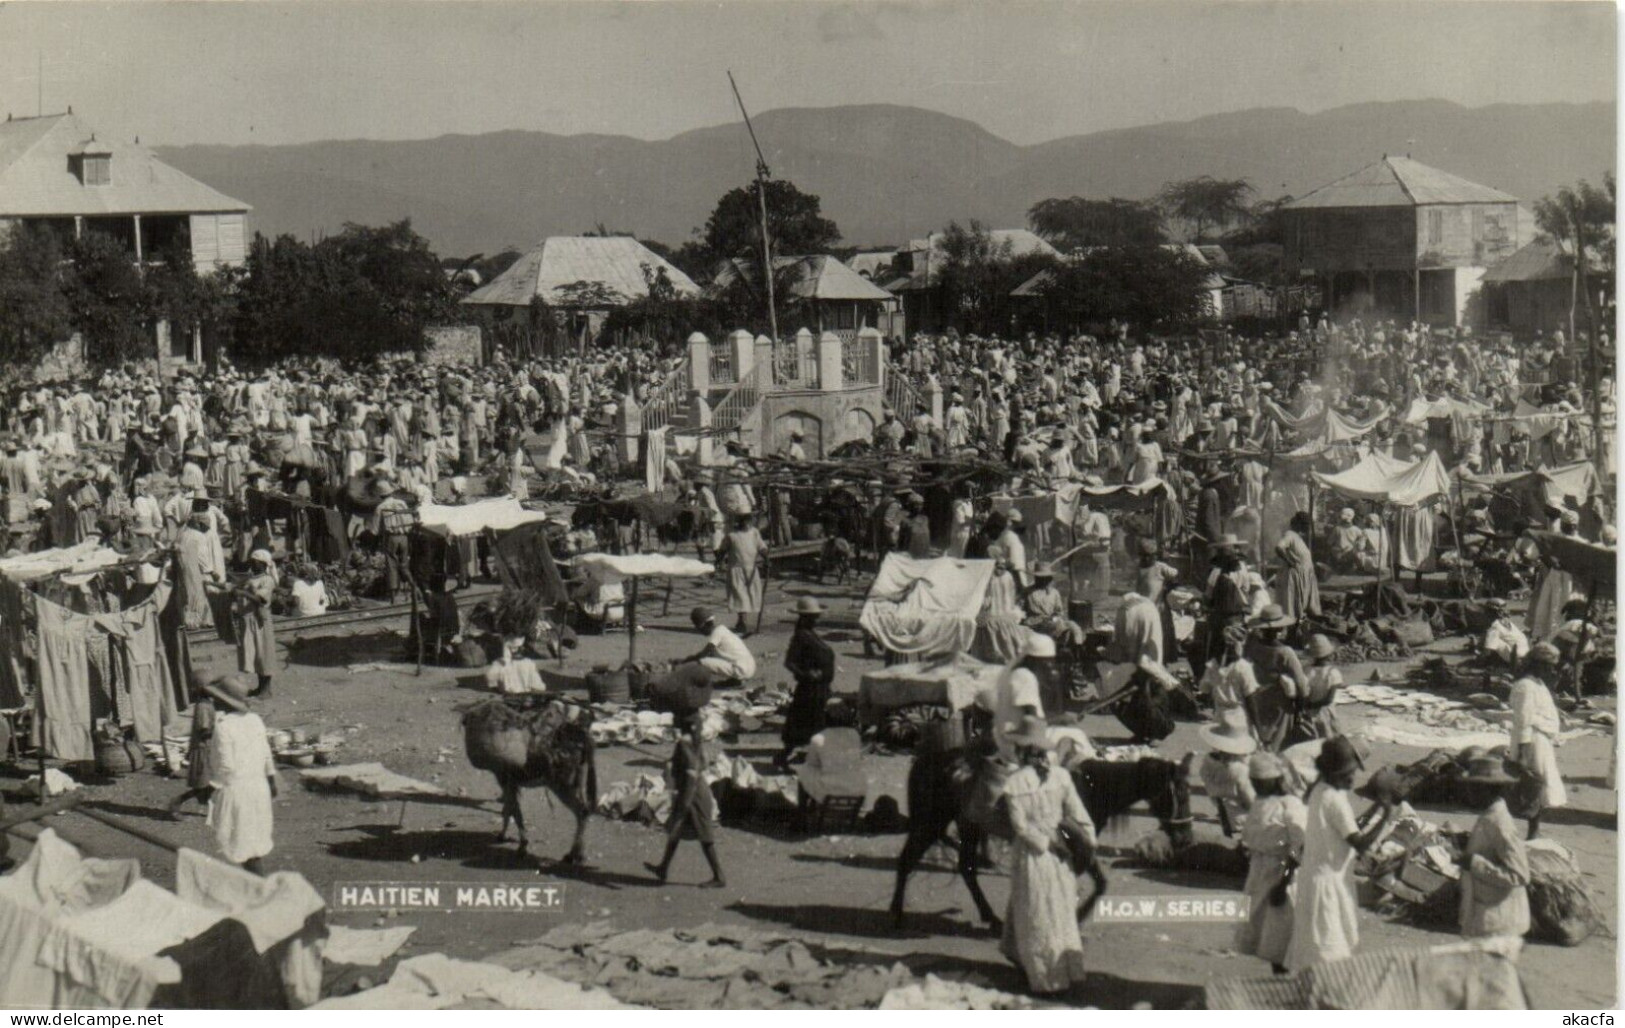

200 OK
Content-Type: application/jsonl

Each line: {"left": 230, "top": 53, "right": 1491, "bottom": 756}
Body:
{"left": 1534, "top": 173, "right": 1616, "bottom": 458}
{"left": 934, "top": 220, "right": 1056, "bottom": 335}
{"left": 700, "top": 178, "right": 840, "bottom": 266}
{"left": 232, "top": 219, "right": 457, "bottom": 363}
{"left": 0, "top": 224, "right": 73, "bottom": 366}
{"left": 1027, "top": 196, "right": 1165, "bottom": 250}
{"left": 62, "top": 230, "right": 152, "bottom": 364}
{"left": 1036, "top": 245, "right": 1213, "bottom": 332}
{"left": 1159, "top": 176, "right": 1255, "bottom": 241}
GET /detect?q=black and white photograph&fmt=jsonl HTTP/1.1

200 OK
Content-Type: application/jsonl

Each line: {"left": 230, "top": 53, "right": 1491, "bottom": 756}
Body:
{"left": 0, "top": 0, "right": 1616, "bottom": 1014}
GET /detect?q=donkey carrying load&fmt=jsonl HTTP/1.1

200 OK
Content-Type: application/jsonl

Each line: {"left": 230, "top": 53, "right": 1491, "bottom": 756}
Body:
{"left": 462, "top": 696, "right": 598, "bottom": 864}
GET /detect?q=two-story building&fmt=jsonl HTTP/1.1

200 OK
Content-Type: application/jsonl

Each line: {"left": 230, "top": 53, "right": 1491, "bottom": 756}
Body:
{"left": 0, "top": 110, "right": 252, "bottom": 364}
{"left": 1283, "top": 156, "right": 1524, "bottom": 327}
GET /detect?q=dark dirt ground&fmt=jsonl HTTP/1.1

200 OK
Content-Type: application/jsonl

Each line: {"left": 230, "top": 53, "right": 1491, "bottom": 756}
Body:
{"left": 3, "top": 566, "right": 1617, "bottom": 1009}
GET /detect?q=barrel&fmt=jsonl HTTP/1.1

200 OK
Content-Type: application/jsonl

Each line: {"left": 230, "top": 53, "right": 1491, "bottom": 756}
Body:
{"left": 1068, "top": 600, "right": 1094, "bottom": 631}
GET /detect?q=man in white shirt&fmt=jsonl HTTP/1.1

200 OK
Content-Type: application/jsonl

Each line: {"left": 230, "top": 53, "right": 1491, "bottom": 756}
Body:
{"left": 681, "top": 607, "right": 757, "bottom": 682}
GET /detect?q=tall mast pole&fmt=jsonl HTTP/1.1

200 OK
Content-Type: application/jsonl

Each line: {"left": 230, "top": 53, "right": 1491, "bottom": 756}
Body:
{"left": 728, "top": 71, "right": 778, "bottom": 344}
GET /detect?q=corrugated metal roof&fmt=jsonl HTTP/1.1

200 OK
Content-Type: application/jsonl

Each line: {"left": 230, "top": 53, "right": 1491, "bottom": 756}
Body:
{"left": 790, "top": 255, "right": 895, "bottom": 301}
{"left": 1481, "top": 238, "right": 1573, "bottom": 283}
{"left": 0, "top": 113, "right": 249, "bottom": 216}
{"left": 1286, "top": 156, "right": 1517, "bottom": 210}
{"left": 711, "top": 255, "right": 895, "bottom": 302}
{"left": 463, "top": 236, "right": 701, "bottom": 308}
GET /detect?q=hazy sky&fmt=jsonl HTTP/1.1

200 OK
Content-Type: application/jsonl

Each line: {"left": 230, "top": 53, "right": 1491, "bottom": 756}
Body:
{"left": 0, "top": 1, "right": 1614, "bottom": 148}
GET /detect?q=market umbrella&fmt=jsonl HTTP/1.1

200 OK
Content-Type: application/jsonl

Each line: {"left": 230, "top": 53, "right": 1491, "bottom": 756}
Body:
{"left": 572, "top": 552, "right": 714, "bottom": 663}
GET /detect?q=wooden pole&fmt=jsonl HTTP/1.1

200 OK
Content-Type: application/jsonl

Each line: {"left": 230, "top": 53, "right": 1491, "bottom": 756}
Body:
{"left": 627, "top": 576, "right": 639, "bottom": 666}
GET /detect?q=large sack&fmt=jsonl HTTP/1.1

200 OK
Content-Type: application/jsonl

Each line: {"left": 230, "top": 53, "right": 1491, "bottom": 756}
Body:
{"left": 1527, "top": 839, "right": 1603, "bottom": 946}
{"left": 645, "top": 663, "right": 716, "bottom": 714}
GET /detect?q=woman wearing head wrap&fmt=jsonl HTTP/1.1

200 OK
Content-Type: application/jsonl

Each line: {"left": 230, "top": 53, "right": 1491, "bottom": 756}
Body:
{"left": 1273, "top": 511, "right": 1321, "bottom": 623}
{"left": 1234, "top": 751, "right": 1306, "bottom": 973}
{"left": 233, "top": 549, "right": 281, "bottom": 698}
{"left": 997, "top": 715, "right": 1094, "bottom": 996}
{"left": 1509, "top": 643, "right": 1568, "bottom": 838}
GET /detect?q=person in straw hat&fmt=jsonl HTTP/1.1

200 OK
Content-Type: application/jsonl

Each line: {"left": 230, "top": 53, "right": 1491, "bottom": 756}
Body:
{"left": 1456, "top": 755, "right": 1532, "bottom": 940}
{"left": 1285, "top": 736, "right": 1394, "bottom": 971}
{"left": 1234, "top": 750, "right": 1306, "bottom": 973}
{"left": 1245, "top": 603, "right": 1307, "bottom": 748}
{"left": 1509, "top": 642, "right": 1567, "bottom": 838}
{"left": 776, "top": 597, "right": 835, "bottom": 769}
{"left": 1287, "top": 633, "right": 1344, "bottom": 743}
{"left": 997, "top": 714, "right": 1094, "bottom": 997}
{"left": 1022, "top": 563, "right": 1083, "bottom": 648}
{"left": 1199, "top": 708, "right": 1258, "bottom": 837}
{"left": 647, "top": 710, "right": 726, "bottom": 889}
{"left": 200, "top": 673, "right": 279, "bottom": 874}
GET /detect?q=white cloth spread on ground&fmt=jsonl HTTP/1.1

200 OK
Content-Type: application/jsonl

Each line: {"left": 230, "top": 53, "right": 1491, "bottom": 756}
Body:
{"left": 298, "top": 762, "right": 448, "bottom": 798}
{"left": 324, "top": 925, "right": 416, "bottom": 966}
{"left": 860, "top": 554, "right": 993, "bottom": 656}
{"left": 313, "top": 952, "right": 630, "bottom": 1009}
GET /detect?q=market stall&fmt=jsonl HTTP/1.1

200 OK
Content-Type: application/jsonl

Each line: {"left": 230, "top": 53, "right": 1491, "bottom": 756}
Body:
{"left": 859, "top": 553, "right": 993, "bottom": 659}
{"left": 0, "top": 542, "right": 189, "bottom": 785}
{"left": 406, "top": 498, "right": 569, "bottom": 671}
{"left": 571, "top": 552, "right": 714, "bottom": 663}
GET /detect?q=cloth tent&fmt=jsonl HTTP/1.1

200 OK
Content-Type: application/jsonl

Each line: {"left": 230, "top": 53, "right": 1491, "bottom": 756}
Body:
{"left": 0, "top": 830, "right": 326, "bottom": 1009}
{"left": 1459, "top": 461, "right": 1602, "bottom": 507}
{"left": 415, "top": 497, "right": 549, "bottom": 536}
{"left": 860, "top": 555, "right": 993, "bottom": 657}
{"left": 1312, "top": 451, "right": 1452, "bottom": 507}
{"left": 1529, "top": 531, "right": 1616, "bottom": 592}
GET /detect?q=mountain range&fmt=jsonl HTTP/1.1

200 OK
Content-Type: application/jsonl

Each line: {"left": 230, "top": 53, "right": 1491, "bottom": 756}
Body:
{"left": 156, "top": 100, "right": 1616, "bottom": 257}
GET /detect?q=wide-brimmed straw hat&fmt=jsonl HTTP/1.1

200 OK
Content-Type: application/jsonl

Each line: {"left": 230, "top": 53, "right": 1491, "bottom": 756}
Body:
{"left": 1307, "top": 634, "right": 1336, "bottom": 659}
{"left": 1199, "top": 709, "right": 1257, "bottom": 755}
{"left": 1248, "top": 751, "right": 1286, "bottom": 781}
{"left": 199, "top": 673, "right": 251, "bottom": 712}
{"left": 792, "top": 596, "right": 825, "bottom": 616}
{"left": 1249, "top": 603, "right": 1295, "bottom": 630}
{"left": 1461, "top": 754, "right": 1519, "bottom": 786}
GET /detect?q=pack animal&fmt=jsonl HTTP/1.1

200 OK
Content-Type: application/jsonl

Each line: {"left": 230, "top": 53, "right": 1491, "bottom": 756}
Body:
{"left": 462, "top": 696, "right": 598, "bottom": 864}
{"left": 889, "top": 748, "right": 1191, "bottom": 931}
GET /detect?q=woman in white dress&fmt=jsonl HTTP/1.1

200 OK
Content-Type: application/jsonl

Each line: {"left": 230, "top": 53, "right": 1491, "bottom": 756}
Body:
{"left": 999, "top": 716, "right": 1095, "bottom": 996}
{"left": 202, "top": 674, "right": 278, "bottom": 873}
{"left": 1509, "top": 643, "right": 1568, "bottom": 838}
{"left": 1285, "top": 737, "right": 1393, "bottom": 971}
{"left": 1234, "top": 752, "right": 1306, "bottom": 972}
